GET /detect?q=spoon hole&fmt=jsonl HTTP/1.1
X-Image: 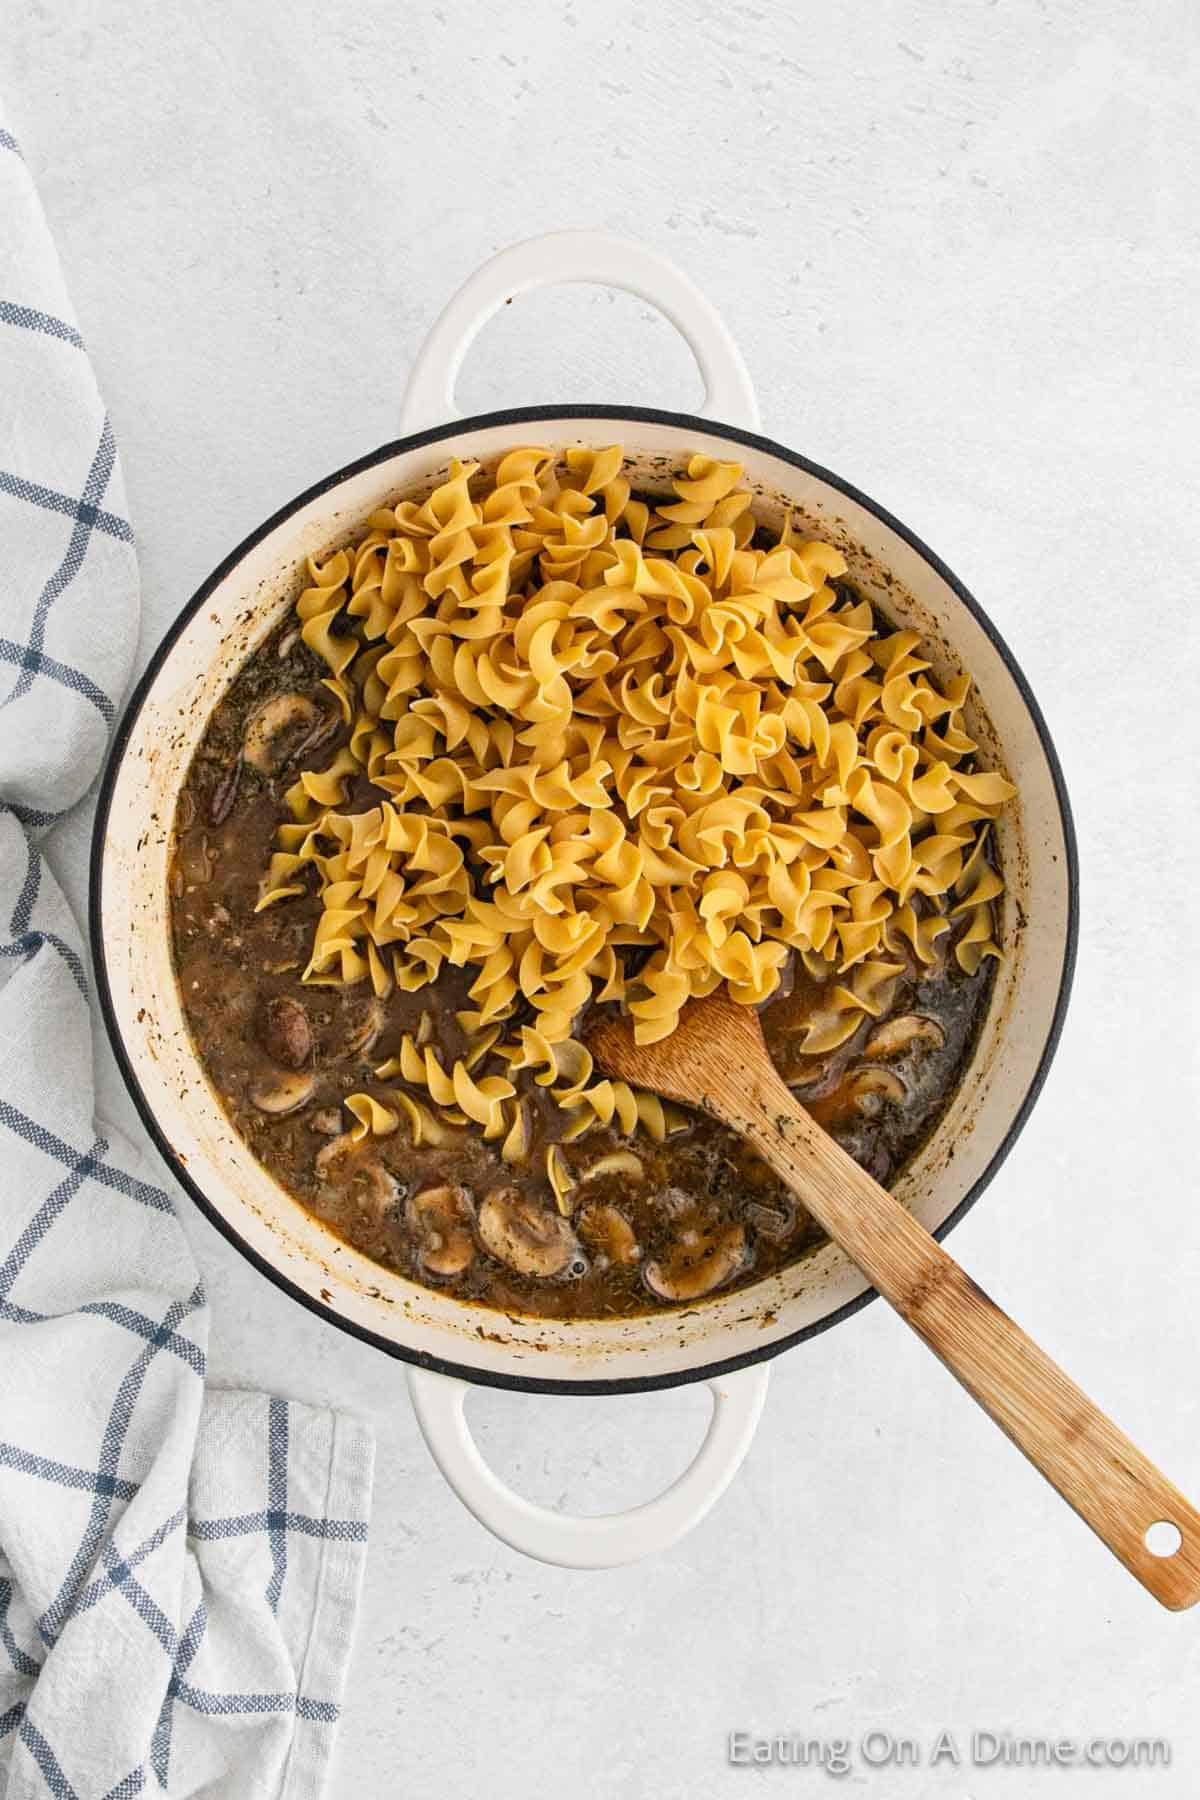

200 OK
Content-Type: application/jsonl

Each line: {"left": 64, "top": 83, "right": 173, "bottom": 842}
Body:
{"left": 1144, "top": 1520, "right": 1182, "bottom": 1558}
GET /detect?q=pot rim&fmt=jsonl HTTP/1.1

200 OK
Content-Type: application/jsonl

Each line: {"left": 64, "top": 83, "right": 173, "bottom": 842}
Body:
{"left": 90, "top": 402, "right": 1080, "bottom": 1396}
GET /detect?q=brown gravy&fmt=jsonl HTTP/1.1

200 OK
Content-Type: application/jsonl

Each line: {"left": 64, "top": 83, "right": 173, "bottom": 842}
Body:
{"left": 170, "top": 599, "right": 995, "bottom": 1320}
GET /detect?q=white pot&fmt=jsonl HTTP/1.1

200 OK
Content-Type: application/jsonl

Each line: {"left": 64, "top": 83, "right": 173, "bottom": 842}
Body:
{"left": 93, "top": 232, "right": 1077, "bottom": 1569}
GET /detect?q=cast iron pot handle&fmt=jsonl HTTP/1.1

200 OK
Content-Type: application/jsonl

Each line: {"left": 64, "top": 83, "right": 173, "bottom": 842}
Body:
{"left": 399, "top": 228, "right": 761, "bottom": 433}
{"left": 407, "top": 1362, "right": 769, "bottom": 1568}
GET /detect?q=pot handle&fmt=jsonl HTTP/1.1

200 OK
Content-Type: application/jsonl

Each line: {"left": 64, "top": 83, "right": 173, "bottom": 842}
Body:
{"left": 407, "top": 1361, "right": 769, "bottom": 1569}
{"left": 399, "top": 229, "right": 760, "bottom": 435}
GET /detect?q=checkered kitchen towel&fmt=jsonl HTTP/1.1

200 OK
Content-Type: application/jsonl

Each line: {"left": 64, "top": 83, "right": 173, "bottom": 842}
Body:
{"left": 0, "top": 113, "right": 373, "bottom": 1798}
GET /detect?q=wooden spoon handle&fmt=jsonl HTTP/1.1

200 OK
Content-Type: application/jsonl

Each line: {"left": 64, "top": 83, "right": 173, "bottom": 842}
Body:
{"left": 722, "top": 1069, "right": 1200, "bottom": 1611}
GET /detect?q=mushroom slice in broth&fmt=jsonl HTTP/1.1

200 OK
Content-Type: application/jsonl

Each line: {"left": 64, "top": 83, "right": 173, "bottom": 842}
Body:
{"left": 578, "top": 1203, "right": 641, "bottom": 1268}
{"left": 257, "top": 994, "right": 312, "bottom": 1070}
{"left": 314, "top": 1131, "right": 399, "bottom": 1223}
{"left": 248, "top": 1070, "right": 315, "bottom": 1115}
{"left": 242, "top": 693, "right": 323, "bottom": 775}
{"left": 408, "top": 1184, "right": 476, "bottom": 1279}
{"left": 644, "top": 1223, "right": 747, "bottom": 1304}
{"left": 864, "top": 1014, "right": 946, "bottom": 1060}
{"left": 327, "top": 995, "right": 385, "bottom": 1064}
{"left": 478, "top": 1188, "right": 584, "bottom": 1280}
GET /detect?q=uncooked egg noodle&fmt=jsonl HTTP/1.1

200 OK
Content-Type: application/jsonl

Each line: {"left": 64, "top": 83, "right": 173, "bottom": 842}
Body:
{"left": 254, "top": 446, "right": 1012, "bottom": 1174}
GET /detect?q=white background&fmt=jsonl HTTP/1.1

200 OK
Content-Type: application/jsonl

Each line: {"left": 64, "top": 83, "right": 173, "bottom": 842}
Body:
{"left": 7, "top": 1, "right": 1200, "bottom": 1793}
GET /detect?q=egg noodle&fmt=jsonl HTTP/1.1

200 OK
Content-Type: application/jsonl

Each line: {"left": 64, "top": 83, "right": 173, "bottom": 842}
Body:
{"left": 256, "top": 447, "right": 1013, "bottom": 1169}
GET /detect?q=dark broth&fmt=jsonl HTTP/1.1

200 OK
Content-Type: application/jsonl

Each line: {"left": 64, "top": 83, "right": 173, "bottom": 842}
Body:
{"left": 169, "top": 592, "right": 995, "bottom": 1320}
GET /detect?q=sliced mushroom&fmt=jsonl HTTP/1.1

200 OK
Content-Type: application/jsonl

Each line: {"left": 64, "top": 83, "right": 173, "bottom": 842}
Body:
{"left": 407, "top": 1184, "right": 476, "bottom": 1279}
{"left": 864, "top": 1013, "right": 946, "bottom": 1060}
{"left": 310, "top": 1107, "right": 343, "bottom": 1135}
{"left": 314, "top": 1131, "right": 398, "bottom": 1219}
{"left": 329, "top": 996, "right": 385, "bottom": 1063}
{"left": 811, "top": 1064, "right": 907, "bottom": 1128}
{"left": 477, "top": 1187, "right": 583, "bottom": 1279}
{"left": 248, "top": 1069, "right": 315, "bottom": 1115}
{"left": 578, "top": 1203, "right": 641, "bottom": 1268}
{"left": 783, "top": 1061, "right": 833, "bottom": 1099}
{"left": 847, "top": 1066, "right": 906, "bottom": 1110}
{"left": 257, "top": 994, "right": 312, "bottom": 1069}
{"left": 314, "top": 1132, "right": 354, "bottom": 1177}
{"left": 242, "top": 693, "right": 322, "bottom": 775}
{"left": 644, "top": 1223, "right": 747, "bottom": 1303}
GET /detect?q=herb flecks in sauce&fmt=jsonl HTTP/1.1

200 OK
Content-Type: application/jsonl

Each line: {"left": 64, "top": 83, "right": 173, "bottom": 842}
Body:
{"left": 170, "top": 603, "right": 995, "bottom": 1320}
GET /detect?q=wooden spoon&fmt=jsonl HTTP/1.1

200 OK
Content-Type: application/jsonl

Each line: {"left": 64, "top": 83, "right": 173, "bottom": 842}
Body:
{"left": 587, "top": 994, "right": 1200, "bottom": 1609}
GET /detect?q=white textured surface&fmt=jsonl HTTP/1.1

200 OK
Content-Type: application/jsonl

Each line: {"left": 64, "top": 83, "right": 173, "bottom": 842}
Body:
{"left": 7, "top": 1, "right": 1200, "bottom": 1793}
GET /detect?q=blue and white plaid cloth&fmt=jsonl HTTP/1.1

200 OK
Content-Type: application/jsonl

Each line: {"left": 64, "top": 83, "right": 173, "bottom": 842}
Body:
{"left": 0, "top": 112, "right": 374, "bottom": 1798}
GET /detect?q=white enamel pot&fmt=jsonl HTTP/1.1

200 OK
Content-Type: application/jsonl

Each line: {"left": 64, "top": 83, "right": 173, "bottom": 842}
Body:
{"left": 92, "top": 232, "right": 1078, "bottom": 1569}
